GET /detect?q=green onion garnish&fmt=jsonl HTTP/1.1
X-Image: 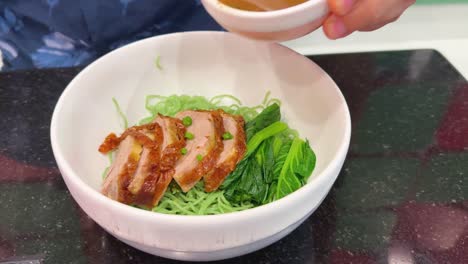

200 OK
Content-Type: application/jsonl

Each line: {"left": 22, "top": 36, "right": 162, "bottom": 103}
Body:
{"left": 196, "top": 154, "right": 203, "bottom": 161}
{"left": 222, "top": 132, "right": 233, "bottom": 140}
{"left": 185, "top": 132, "right": 194, "bottom": 140}
{"left": 181, "top": 148, "right": 188, "bottom": 155}
{"left": 182, "top": 116, "right": 192, "bottom": 126}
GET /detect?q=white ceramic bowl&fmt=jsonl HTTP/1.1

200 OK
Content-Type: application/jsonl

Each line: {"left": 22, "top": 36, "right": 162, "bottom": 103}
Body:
{"left": 201, "top": 0, "right": 329, "bottom": 41}
{"left": 50, "top": 31, "right": 350, "bottom": 261}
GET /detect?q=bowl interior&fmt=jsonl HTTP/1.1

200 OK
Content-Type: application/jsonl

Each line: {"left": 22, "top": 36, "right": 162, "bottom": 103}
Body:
{"left": 52, "top": 31, "right": 349, "bottom": 193}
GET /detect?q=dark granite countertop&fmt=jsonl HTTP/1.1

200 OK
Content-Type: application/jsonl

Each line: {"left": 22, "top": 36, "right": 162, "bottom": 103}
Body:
{"left": 0, "top": 49, "right": 467, "bottom": 264}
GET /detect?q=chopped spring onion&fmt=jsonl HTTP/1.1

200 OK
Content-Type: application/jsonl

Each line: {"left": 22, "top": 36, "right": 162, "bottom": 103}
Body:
{"left": 182, "top": 116, "right": 192, "bottom": 126}
{"left": 222, "top": 132, "right": 233, "bottom": 140}
{"left": 185, "top": 132, "right": 194, "bottom": 140}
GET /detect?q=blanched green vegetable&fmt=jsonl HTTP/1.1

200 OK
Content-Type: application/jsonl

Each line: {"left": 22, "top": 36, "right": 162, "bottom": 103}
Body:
{"left": 275, "top": 138, "right": 316, "bottom": 199}
{"left": 222, "top": 122, "right": 287, "bottom": 204}
{"left": 246, "top": 121, "right": 287, "bottom": 156}
{"left": 273, "top": 138, "right": 292, "bottom": 179}
{"left": 244, "top": 103, "right": 281, "bottom": 141}
{"left": 222, "top": 102, "right": 316, "bottom": 206}
{"left": 222, "top": 107, "right": 284, "bottom": 191}
{"left": 256, "top": 138, "right": 275, "bottom": 184}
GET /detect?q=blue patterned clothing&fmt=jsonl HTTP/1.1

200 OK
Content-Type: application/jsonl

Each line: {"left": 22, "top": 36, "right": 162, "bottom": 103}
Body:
{"left": 0, "top": 0, "right": 221, "bottom": 71}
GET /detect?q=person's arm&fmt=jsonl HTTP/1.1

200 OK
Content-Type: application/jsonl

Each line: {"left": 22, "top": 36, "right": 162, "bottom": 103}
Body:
{"left": 323, "top": 0, "right": 416, "bottom": 39}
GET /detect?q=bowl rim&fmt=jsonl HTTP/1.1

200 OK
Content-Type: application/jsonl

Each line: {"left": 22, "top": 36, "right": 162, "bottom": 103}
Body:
{"left": 50, "top": 31, "right": 351, "bottom": 225}
{"left": 202, "top": 0, "right": 326, "bottom": 19}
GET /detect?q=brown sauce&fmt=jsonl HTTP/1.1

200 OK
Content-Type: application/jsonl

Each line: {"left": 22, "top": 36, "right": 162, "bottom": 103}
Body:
{"left": 219, "top": 0, "right": 308, "bottom": 11}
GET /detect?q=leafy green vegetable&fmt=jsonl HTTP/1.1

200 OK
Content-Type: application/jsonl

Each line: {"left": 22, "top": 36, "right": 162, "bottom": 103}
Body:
{"left": 272, "top": 136, "right": 284, "bottom": 157}
{"left": 298, "top": 140, "right": 316, "bottom": 183}
{"left": 222, "top": 156, "right": 261, "bottom": 203}
{"left": 222, "top": 105, "right": 284, "bottom": 191}
{"left": 273, "top": 138, "right": 293, "bottom": 180}
{"left": 222, "top": 158, "right": 248, "bottom": 192}
{"left": 244, "top": 103, "right": 281, "bottom": 141}
{"left": 256, "top": 138, "right": 275, "bottom": 184}
{"left": 235, "top": 157, "right": 265, "bottom": 203}
{"left": 262, "top": 138, "right": 292, "bottom": 203}
{"left": 265, "top": 181, "right": 278, "bottom": 204}
{"left": 222, "top": 121, "right": 287, "bottom": 204}
{"left": 275, "top": 138, "right": 316, "bottom": 199}
{"left": 223, "top": 133, "right": 316, "bottom": 204}
{"left": 221, "top": 101, "right": 316, "bottom": 206}
{"left": 246, "top": 121, "right": 287, "bottom": 156}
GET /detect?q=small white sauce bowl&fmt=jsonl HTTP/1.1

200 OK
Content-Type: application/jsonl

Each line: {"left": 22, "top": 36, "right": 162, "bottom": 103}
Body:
{"left": 201, "top": 0, "right": 329, "bottom": 41}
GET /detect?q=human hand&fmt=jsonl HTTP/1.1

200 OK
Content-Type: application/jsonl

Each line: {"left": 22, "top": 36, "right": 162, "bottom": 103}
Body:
{"left": 323, "top": 0, "right": 416, "bottom": 39}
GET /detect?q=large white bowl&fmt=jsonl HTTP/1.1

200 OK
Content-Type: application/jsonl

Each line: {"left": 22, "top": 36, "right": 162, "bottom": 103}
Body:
{"left": 201, "top": 0, "right": 329, "bottom": 41}
{"left": 50, "top": 31, "right": 350, "bottom": 261}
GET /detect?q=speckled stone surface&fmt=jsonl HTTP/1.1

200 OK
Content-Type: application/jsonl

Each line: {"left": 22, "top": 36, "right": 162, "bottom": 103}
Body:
{"left": 0, "top": 50, "right": 467, "bottom": 263}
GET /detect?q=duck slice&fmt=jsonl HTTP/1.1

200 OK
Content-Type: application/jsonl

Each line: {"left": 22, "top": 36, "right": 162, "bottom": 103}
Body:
{"left": 101, "top": 135, "right": 143, "bottom": 203}
{"left": 204, "top": 112, "right": 246, "bottom": 192}
{"left": 127, "top": 125, "right": 163, "bottom": 196}
{"left": 131, "top": 115, "right": 186, "bottom": 207}
{"left": 173, "top": 110, "right": 224, "bottom": 192}
{"left": 100, "top": 123, "right": 161, "bottom": 204}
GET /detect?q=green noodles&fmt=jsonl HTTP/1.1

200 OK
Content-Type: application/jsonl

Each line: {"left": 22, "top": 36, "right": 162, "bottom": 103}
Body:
{"left": 112, "top": 97, "right": 128, "bottom": 129}
{"left": 153, "top": 182, "right": 253, "bottom": 215}
{"left": 155, "top": 56, "right": 163, "bottom": 71}
{"left": 139, "top": 91, "right": 280, "bottom": 125}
